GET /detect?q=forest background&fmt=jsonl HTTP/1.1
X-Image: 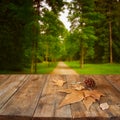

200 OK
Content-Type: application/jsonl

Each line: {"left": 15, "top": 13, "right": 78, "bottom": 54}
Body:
{"left": 0, "top": 0, "right": 120, "bottom": 73}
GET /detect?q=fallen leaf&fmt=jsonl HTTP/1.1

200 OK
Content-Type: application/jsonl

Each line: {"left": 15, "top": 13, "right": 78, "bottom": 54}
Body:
{"left": 58, "top": 89, "right": 74, "bottom": 94}
{"left": 100, "top": 102, "right": 109, "bottom": 110}
{"left": 52, "top": 80, "right": 66, "bottom": 87}
{"left": 91, "top": 90, "right": 105, "bottom": 100}
{"left": 72, "top": 84, "right": 85, "bottom": 91}
{"left": 83, "top": 97, "right": 96, "bottom": 110}
{"left": 58, "top": 85, "right": 105, "bottom": 109}
{"left": 59, "top": 91, "right": 84, "bottom": 107}
{"left": 71, "top": 81, "right": 82, "bottom": 85}
{"left": 83, "top": 90, "right": 105, "bottom": 100}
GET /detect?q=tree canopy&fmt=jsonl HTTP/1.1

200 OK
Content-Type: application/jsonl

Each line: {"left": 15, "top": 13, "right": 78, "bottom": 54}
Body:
{"left": 0, "top": 0, "right": 120, "bottom": 72}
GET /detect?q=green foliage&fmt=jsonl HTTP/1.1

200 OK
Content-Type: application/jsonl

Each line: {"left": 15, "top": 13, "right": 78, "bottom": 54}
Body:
{"left": 39, "top": 10, "right": 65, "bottom": 62}
{"left": 63, "top": 31, "right": 80, "bottom": 60}
{"left": 66, "top": 0, "right": 120, "bottom": 64}
{"left": 0, "top": 0, "right": 65, "bottom": 72}
{"left": 46, "top": 0, "right": 64, "bottom": 14}
{"left": 0, "top": 0, "right": 39, "bottom": 71}
{"left": 0, "top": 0, "right": 120, "bottom": 73}
{"left": 0, "top": 62, "right": 58, "bottom": 74}
{"left": 66, "top": 0, "right": 97, "bottom": 65}
{"left": 94, "top": 0, "right": 120, "bottom": 63}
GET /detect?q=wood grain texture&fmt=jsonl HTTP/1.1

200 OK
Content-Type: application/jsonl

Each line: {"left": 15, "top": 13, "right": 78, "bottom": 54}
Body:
{"left": 0, "top": 75, "right": 29, "bottom": 109}
{"left": 104, "top": 75, "right": 120, "bottom": 92}
{"left": 0, "top": 75, "right": 10, "bottom": 86}
{"left": 66, "top": 75, "right": 87, "bottom": 119}
{"left": 93, "top": 75, "right": 120, "bottom": 117}
{"left": 33, "top": 75, "right": 72, "bottom": 119}
{"left": 0, "top": 75, "right": 120, "bottom": 120}
{"left": 0, "top": 75, "right": 46, "bottom": 118}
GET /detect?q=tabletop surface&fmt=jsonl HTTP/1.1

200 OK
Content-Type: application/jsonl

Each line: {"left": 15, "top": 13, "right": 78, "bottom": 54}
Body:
{"left": 0, "top": 74, "right": 120, "bottom": 120}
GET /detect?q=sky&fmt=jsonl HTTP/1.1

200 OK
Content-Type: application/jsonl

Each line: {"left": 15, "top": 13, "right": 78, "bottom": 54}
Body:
{"left": 59, "top": 7, "right": 70, "bottom": 30}
{"left": 59, "top": 0, "right": 72, "bottom": 31}
{"left": 41, "top": 0, "right": 72, "bottom": 31}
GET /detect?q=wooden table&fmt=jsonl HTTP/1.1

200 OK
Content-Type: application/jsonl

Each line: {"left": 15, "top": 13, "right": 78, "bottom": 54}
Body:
{"left": 0, "top": 74, "right": 120, "bottom": 120}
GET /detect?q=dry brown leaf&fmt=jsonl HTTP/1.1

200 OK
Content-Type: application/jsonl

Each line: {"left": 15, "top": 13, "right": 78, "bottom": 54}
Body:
{"left": 82, "top": 90, "right": 91, "bottom": 97}
{"left": 58, "top": 89, "right": 75, "bottom": 94}
{"left": 83, "top": 90, "right": 105, "bottom": 100}
{"left": 52, "top": 80, "right": 66, "bottom": 87}
{"left": 91, "top": 90, "right": 105, "bottom": 100}
{"left": 83, "top": 97, "right": 96, "bottom": 110}
{"left": 100, "top": 102, "right": 109, "bottom": 110}
{"left": 58, "top": 86, "right": 105, "bottom": 109}
{"left": 71, "top": 84, "right": 85, "bottom": 91}
{"left": 59, "top": 91, "right": 84, "bottom": 107}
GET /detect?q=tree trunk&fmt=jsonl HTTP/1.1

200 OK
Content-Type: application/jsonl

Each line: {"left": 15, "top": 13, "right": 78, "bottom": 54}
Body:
{"left": 109, "top": 21, "right": 113, "bottom": 63}
{"left": 31, "top": 41, "right": 35, "bottom": 73}
{"left": 45, "top": 44, "right": 48, "bottom": 62}
{"left": 34, "top": 40, "right": 38, "bottom": 73}
{"left": 80, "top": 46, "right": 84, "bottom": 68}
{"left": 32, "top": 0, "right": 40, "bottom": 73}
{"left": 45, "top": 43, "right": 49, "bottom": 67}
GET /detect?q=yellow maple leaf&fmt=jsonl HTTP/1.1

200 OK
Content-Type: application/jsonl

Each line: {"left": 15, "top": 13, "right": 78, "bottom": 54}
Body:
{"left": 59, "top": 91, "right": 84, "bottom": 107}
{"left": 52, "top": 79, "right": 66, "bottom": 87}
{"left": 83, "top": 96, "right": 96, "bottom": 110}
{"left": 58, "top": 88, "right": 74, "bottom": 94}
{"left": 58, "top": 87, "right": 105, "bottom": 109}
{"left": 71, "top": 84, "right": 85, "bottom": 91}
{"left": 83, "top": 90, "right": 105, "bottom": 100}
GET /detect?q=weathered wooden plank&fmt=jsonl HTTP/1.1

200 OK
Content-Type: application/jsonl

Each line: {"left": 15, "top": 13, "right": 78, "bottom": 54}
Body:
{"left": 93, "top": 75, "right": 120, "bottom": 102}
{"left": 65, "top": 75, "right": 86, "bottom": 119}
{"left": 83, "top": 75, "right": 109, "bottom": 118}
{"left": 93, "top": 75, "right": 120, "bottom": 118}
{"left": 66, "top": 75, "right": 102, "bottom": 119}
{"left": 33, "top": 75, "right": 57, "bottom": 118}
{"left": 62, "top": 75, "right": 106, "bottom": 119}
{"left": 85, "top": 75, "right": 110, "bottom": 118}
{"left": 0, "top": 75, "right": 47, "bottom": 120}
{"left": 0, "top": 75, "right": 120, "bottom": 120}
{"left": 54, "top": 75, "right": 72, "bottom": 119}
{"left": 0, "top": 116, "right": 31, "bottom": 120}
{"left": 104, "top": 75, "right": 120, "bottom": 92}
{"left": 65, "top": 75, "right": 120, "bottom": 119}
{"left": 0, "top": 75, "right": 10, "bottom": 86}
{"left": 33, "top": 75, "right": 72, "bottom": 120}
{"left": 0, "top": 75, "right": 29, "bottom": 109}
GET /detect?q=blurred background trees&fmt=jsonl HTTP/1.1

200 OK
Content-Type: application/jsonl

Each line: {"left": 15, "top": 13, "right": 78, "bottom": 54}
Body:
{"left": 0, "top": 0, "right": 120, "bottom": 72}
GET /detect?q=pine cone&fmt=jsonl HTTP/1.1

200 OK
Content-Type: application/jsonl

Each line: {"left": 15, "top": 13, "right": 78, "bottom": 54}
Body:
{"left": 84, "top": 78, "right": 96, "bottom": 89}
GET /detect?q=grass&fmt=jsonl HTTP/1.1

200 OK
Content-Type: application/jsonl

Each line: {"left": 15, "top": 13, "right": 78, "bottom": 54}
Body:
{"left": 23, "top": 62, "right": 58, "bottom": 74}
{"left": 0, "top": 62, "right": 58, "bottom": 74}
{"left": 36, "top": 62, "right": 57, "bottom": 74}
{"left": 65, "top": 61, "right": 120, "bottom": 74}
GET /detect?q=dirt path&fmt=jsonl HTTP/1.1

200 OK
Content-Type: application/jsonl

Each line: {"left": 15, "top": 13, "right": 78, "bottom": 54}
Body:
{"left": 51, "top": 61, "right": 78, "bottom": 74}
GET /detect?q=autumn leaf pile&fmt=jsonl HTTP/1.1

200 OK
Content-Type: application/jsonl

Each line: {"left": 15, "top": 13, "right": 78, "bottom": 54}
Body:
{"left": 58, "top": 88, "right": 105, "bottom": 110}
{"left": 52, "top": 79, "right": 106, "bottom": 110}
